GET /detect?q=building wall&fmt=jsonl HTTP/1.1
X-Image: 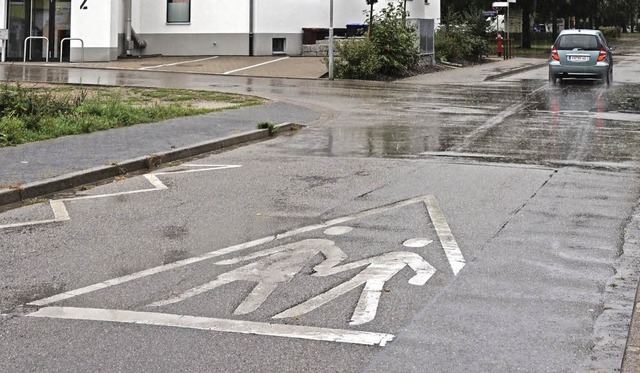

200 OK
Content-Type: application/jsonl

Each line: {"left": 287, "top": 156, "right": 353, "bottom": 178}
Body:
{"left": 133, "top": 0, "right": 249, "bottom": 56}
{"left": 1, "top": 0, "right": 440, "bottom": 61}
{"left": 425, "top": 0, "right": 441, "bottom": 26}
{"left": 70, "top": 0, "right": 118, "bottom": 61}
{"left": 0, "top": 1, "right": 6, "bottom": 29}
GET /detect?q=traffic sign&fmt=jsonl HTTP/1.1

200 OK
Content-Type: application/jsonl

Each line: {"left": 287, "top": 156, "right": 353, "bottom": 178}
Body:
{"left": 492, "top": 2, "right": 509, "bottom": 7}
{"left": 484, "top": 10, "right": 498, "bottom": 17}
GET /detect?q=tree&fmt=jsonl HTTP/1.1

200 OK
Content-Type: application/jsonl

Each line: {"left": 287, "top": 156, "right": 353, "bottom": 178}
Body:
{"left": 519, "top": 0, "right": 533, "bottom": 48}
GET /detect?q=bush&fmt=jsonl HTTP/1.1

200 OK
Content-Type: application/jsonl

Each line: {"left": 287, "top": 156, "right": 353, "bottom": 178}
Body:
{"left": 436, "top": 10, "right": 491, "bottom": 64}
{"left": 332, "top": 1, "right": 419, "bottom": 80}
{"left": 370, "top": 2, "right": 419, "bottom": 76}
{"left": 435, "top": 30, "right": 490, "bottom": 64}
{"left": 335, "top": 39, "right": 382, "bottom": 79}
{"left": 0, "top": 115, "right": 27, "bottom": 146}
{"left": 599, "top": 26, "right": 621, "bottom": 39}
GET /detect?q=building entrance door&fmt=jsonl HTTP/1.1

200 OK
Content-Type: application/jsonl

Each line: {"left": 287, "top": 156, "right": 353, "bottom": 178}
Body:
{"left": 6, "top": 0, "right": 71, "bottom": 61}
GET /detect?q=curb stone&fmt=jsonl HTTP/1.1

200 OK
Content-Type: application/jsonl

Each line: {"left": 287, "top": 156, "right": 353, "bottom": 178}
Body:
{"left": 0, "top": 122, "right": 301, "bottom": 208}
{"left": 484, "top": 62, "right": 548, "bottom": 81}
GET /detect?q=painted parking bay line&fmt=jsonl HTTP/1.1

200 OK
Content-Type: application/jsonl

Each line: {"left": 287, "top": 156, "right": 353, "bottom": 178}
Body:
{"left": 28, "top": 307, "right": 394, "bottom": 347}
{"left": 223, "top": 57, "right": 290, "bottom": 75}
{"left": 139, "top": 56, "right": 219, "bottom": 70}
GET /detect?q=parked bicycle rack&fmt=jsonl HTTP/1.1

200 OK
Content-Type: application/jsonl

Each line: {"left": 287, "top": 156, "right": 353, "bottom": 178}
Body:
{"left": 60, "top": 38, "right": 84, "bottom": 62}
{"left": 24, "top": 36, "right": 49, "bottom": 62}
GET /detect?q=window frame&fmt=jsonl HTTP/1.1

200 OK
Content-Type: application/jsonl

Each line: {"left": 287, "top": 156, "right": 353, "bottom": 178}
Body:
{"left": 166, "top": 0, "right": 191, "bottom": 24}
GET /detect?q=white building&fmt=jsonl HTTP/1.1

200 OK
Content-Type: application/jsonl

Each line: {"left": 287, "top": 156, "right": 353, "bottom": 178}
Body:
{"left": 0, "top": 0, "right": 440, "bottom": 62}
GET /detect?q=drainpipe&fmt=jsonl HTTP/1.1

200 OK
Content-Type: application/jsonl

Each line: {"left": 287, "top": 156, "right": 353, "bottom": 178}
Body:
{"left": 249, "top": 0, "right": 254, "bottom": 56}
{"left": 125, "top": 0, "right": 133, "bottom": 56}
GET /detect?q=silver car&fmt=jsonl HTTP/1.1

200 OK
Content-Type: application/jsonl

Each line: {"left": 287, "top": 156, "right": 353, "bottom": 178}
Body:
{"left": 548, "top": 29, "right": 614, "bottom": 85}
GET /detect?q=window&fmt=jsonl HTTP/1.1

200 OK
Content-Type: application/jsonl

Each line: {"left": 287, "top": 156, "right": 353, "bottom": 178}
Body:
{"left": 557, "top": 35, "right": 599, "bottom": 51}
{"left": 167, "top": 0, "right": 190, "bottom": 23}
{"left": 272, "top": 38, "right": 286, "bottom": 54}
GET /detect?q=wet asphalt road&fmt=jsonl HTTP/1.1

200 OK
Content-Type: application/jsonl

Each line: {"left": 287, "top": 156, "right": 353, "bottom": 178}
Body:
{"left": 1, "top": 42, "right": 640, "bottom": 372}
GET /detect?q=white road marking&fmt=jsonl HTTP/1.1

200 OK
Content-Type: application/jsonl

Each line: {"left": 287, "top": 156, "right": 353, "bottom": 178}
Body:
{"left": 28, "top": 236, "right": 275, "bottom": 307}
{"left": 324, "top": 226, "right": 353, "bottom": 236}
{"left": 27, "top": 195, "right": 464, "bottom": 312}
{"left": 274, "top": 252, "right": 437, "bottom": 325}
{"left": 0, "top": 164, "right": 240, "bottom": 231}
{"left": 139, "top": 56, "right": 219, "bottom": 70}
{"left": 453, "top": 102, "right": 526, "bottom": 152}
{"left": 147, "top": 239, "right": 348, "bottom": 312}
{"left": 223, "top": 57, "right": 290, "bottom": 75}
{"left": 0, "top": 200, "right": 70, "bottom": 229}
{"left": 28, "top": 307, "right": 395, "bottom": 347}
{"left": 424, "top": 196, "right": 465, "bottom": 275}
{"left": 154, "top": 164, "right": 242, "bottom": 176}
{"left": 403, "top": 238, "right": 433, "bottom": 248}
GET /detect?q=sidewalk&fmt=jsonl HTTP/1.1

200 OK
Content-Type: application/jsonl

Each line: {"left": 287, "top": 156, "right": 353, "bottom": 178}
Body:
{"left": 0, "top": 102, "right": 319, "bottom": 206}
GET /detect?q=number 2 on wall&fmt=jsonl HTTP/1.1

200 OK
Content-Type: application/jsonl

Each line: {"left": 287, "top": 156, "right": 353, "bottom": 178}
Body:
{"left": 80, "top": 0, "right": 88, "bottom": 10}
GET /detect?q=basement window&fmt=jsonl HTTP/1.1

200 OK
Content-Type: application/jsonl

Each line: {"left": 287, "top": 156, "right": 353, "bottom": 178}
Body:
{"left": 272, "top": 38, "right": 286, "bottom": 54}
{"left": 167, "top": 0, "right": 190, "bottom": 23}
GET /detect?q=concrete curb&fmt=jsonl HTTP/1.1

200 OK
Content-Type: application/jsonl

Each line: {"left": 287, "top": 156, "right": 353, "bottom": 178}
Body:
{"left": 484, "top": 62, "right": 548, "bottom": 81}
{"left": 0, "top": 122, "right": 301, "bottom": 207}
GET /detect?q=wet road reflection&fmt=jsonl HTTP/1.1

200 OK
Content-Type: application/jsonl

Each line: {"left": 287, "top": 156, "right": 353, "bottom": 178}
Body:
{"left": 272, "top": 81, "right": 640, "bottom": 168}
{"left": 1, "top": 64, "right": 639, "bottom": 168}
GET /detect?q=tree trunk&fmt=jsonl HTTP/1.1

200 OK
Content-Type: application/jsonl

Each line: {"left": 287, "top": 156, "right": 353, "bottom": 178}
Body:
{"left": 521, "top": 1, "right": 531, "bottom": 49}
{"left": 552, "top": 9, "right": 558, "bottom": 42}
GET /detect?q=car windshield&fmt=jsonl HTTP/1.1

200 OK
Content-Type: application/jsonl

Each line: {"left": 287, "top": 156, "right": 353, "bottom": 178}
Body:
{"left": 556, "top": 35, "right": 600, "bottom": 50}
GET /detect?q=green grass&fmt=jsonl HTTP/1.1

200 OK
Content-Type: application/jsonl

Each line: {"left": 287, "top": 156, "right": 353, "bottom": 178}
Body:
{"left": 0, "top": 83, "right": 265, "bottom": 147}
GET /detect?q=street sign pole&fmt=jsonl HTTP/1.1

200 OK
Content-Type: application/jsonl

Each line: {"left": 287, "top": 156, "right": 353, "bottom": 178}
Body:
{"left": 328, "top": 0, "right": 334, "bottom": 80}
{"left": 504, "top": 3, "right": 511, "bottom": 45}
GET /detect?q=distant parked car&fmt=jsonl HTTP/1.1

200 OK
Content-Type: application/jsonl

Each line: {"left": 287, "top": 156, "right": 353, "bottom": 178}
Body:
{"left": 548, "top": 29, "right": 615, "bottom": 85}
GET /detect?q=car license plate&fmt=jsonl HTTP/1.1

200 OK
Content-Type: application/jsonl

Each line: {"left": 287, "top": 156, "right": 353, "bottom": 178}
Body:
{"left": 568, "top": 55, "right": 590, "bottom": 62}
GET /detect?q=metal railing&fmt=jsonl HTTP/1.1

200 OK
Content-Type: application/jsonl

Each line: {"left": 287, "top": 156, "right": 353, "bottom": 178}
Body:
{"left": 60, "top": 38, "right": 84, "bottom": 62}
{"left": 24, "top": 36, "right": 49, "bottom": 62}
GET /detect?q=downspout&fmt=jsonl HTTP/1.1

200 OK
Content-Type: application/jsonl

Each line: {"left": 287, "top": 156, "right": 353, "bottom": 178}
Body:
{"left": 249, "top": 0, "right": 254, "bottom": 56}
{"left": 125, "top": 0, "right": 133, "bottom": 56}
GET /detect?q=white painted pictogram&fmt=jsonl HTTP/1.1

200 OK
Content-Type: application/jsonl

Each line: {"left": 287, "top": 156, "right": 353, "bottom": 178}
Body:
{"left": 23, "top": 195, "right": 464, "bottom": 347}
{"left": 148, "top": 239, "right": 348, "bottom": 313}
{"left": 274, "top": 250, "right": 436, "bottom": 325}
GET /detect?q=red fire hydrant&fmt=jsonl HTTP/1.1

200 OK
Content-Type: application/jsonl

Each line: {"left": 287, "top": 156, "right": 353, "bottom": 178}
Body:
{"left": 496, "top": 33, "right": 504, "bottom": 57}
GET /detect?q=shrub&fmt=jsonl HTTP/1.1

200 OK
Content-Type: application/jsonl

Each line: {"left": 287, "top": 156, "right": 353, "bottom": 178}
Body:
{"left": 334, "top": 39, "right": 382, "bottom": 79}
{"left": 435, "top": 30, "right": 490, "bottom": 64}
{"left": 0, "top": 115, "right": 27, "bottom": 146}
{"left": 332, "top": 1, "right": 419, "bottom": 80}
{"left": 435, "top": 10, "right": 491, "bottom": 64}
{"left": 599, "top": 26, "right": 621, "bottom": 39}
{"left": 370, "top": 2, "right": 419, "bottom": 76}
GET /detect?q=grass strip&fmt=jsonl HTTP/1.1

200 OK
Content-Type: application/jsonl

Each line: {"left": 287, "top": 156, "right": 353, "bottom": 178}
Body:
{"left": 0, "top": 83, "right": 264, "bottom": 147}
